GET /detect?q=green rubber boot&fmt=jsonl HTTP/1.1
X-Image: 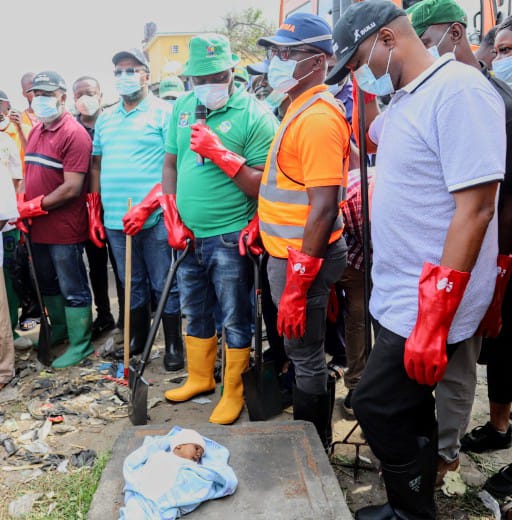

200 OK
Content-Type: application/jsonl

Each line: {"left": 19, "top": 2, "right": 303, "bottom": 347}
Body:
{"left": 44, "top": 295, "right": 69, "bottom": 346}
{"left": 51, "top": 306, "right": 93, "bottom": 369}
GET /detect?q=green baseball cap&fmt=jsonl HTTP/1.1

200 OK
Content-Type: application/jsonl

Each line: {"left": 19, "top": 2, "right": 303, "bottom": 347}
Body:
{"left": 234, "top": 66, "right": 249, "bottom": 84}
{"left": 182, "top": 34, "right": 240, "bottom": 77}
{"left": 159, "top": 75, "right": 185, "bottom": 98}
{"left": 407, "top": 0, "right": 467, "bottom": 37}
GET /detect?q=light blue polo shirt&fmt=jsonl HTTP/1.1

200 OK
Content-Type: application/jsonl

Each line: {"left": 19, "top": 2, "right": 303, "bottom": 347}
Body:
{"left": 92, "top": 94, "right": 171, "bottom": 230}
{"left": 368, "top": 54, "right": 506, "bottom": 343}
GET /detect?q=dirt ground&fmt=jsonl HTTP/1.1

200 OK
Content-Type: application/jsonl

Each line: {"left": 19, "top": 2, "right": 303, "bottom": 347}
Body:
{"left": 0, "top": 316, "right": 510, "bottom": 519}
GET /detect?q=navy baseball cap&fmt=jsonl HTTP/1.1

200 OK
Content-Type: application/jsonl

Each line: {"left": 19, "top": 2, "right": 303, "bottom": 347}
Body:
{"left": 28, "top": 71, "right": 67, "bottom": 92}
{"left": 247, "top": 60, "right": 270, "bottom": 75}
{"left": 258, "top": 13, "right": 334, "bottom": 55}
{"left": 326, "top": 0, "right": 406, "bottom": 84}
{"left": 112, "top": 48, "right": 149, "bottom": 69}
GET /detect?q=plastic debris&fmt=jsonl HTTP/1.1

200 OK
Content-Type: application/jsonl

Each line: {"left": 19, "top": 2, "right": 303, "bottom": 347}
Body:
{"left": 191, "top": 397, "right": 212, "bottom": 405}
{"left": 8, "top": 493, "right": 43, "bottom": 518}
{"left": 69, "top": 449, "right": 96, "bottom": 468}
{"left": 441, "top": 470, "right": 467, "bottom": 496}
{"left": 478, "top": 490, "right": 501, "bottom": 520}
{"left": 2, "top": 437, "right": 19, "bottom": 456}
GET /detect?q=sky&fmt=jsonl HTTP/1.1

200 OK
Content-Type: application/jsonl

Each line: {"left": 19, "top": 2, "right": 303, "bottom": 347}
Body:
{"left": 5, "top": 0, "right": 280, "bottom": 109}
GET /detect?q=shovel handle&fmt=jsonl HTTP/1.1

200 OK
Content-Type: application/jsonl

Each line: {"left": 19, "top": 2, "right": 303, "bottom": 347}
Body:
{"left": 124, "top": 199, "right": 132, "bottom": 380}
{"left": 245, "top": 242, "right": 263, "bottom": 375}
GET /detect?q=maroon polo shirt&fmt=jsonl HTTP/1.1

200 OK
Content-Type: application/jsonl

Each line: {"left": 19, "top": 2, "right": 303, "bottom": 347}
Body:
{"left": 25, "top": 112, "right": 92, "bottom": 244}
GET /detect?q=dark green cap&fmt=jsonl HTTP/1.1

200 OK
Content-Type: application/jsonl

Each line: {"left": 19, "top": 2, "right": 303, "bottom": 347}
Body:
{"left": 407, "top": 0, "right": 467, "bottom": 37}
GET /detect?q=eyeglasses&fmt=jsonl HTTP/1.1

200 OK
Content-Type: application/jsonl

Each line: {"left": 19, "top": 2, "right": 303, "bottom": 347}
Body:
{"left": 266, "top": 47, "right": 318, "bottom": 61}
{"left": 113, "top": 67, "right": 147, "bottom": 77}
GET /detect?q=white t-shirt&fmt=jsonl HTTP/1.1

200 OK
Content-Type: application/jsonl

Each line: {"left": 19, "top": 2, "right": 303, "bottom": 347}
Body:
{"left": 0, "top": 132, "right": 21, "bottom": 265}
{"left": 368, "top": 54, "right": 506, "bottom": 343}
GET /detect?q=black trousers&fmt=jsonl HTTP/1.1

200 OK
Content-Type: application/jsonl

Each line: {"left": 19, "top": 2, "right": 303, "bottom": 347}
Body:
{"left": 352, "top": 323, "right": 460, "bottom": 465}
{"left": 84, "top": 239, "right": 123, "bottom": 321}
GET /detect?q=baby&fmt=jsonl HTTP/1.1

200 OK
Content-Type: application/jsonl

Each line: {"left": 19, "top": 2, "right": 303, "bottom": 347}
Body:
{"left": 133, "top": 429, "right": 207, "bottom": 503}
{"left": 171, "top": 429, "right": 205, "bottom": 463}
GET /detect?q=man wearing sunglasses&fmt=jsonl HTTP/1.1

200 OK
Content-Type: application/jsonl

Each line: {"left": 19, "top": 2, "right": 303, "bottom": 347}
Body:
{"left": 241, "top": 13, "right": 351, "bottom": 451}
{"left": 90, "top": 49, "right": 182, "bottom": 371}
{"left": 161, "top": 34, "right": 278, "bottom": 425}
{"left": 326, "top": 0, "right": 505, "bottom": 517}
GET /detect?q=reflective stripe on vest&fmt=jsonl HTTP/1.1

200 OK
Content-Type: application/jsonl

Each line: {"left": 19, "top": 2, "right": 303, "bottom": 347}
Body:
{"left": 259, "top": 92, "right": 347, "bottom": 257}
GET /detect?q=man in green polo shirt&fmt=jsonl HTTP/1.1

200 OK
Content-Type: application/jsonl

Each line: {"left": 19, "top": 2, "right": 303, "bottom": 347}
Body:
{"left": 161, "top": 34, "right": 278, "bottom": 425}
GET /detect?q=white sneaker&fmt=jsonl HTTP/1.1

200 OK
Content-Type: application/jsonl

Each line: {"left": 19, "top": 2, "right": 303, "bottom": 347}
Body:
{"left": 14, "top": 336, "right": 33, "bottom": 350}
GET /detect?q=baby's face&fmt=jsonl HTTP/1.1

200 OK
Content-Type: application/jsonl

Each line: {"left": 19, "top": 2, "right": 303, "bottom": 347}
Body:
{"left": 173, "top": 443, "right": 204, "bottom": 462}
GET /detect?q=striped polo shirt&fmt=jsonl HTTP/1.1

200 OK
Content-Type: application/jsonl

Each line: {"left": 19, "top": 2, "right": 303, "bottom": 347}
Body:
{"left": 92, "top": 94, "right": 171, "bottom": 230}
{"left": 24, "top": 112, "right": 91, "bottom": 244}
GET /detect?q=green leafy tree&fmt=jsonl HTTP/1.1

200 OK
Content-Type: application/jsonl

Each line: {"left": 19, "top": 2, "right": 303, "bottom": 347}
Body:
{"left": 215, "top": 7, "right": 276, "bottom": 63}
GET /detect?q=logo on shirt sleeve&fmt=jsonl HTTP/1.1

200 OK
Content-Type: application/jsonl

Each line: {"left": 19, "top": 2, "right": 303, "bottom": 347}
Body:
{"left": 178, "top": 112, "right": 191, "bottom": 128}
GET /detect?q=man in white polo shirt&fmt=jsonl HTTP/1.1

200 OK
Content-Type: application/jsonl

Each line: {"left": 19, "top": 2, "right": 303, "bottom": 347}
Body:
{"left": 327, "top": 0, "right": 505, "bottom": 518}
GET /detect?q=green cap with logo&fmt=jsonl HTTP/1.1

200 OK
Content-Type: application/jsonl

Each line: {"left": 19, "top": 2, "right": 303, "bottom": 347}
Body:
{"left": 182, "top": 34, "right": 240, "bottom": 77}
{"left": 407, "top": 0, "right": 468, "bottom": 37}
{"left": 159, "top": 75, "right": 185, "bottom": 98}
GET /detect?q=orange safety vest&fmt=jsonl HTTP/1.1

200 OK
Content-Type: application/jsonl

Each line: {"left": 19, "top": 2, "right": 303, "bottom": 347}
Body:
{"left": 259, "top": 91, "right": 349, "bottom": 258}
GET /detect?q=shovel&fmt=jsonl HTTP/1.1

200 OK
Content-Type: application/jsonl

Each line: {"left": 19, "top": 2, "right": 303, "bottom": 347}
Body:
{"left": 242, "top": 246, "right": 282, "bottom": 421}
{"left": 123, "top": 199, "right": 132, "bottom": 381}
{"left": 129, "top": 241, "right": 191, "bottom": 425}
{"left": 23, "top": 231, "right": 52, "bottom": 366}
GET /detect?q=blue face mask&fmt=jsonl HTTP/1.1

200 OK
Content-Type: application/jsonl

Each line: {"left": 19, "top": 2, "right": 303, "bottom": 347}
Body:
{"left": 354, "top": 34, "right": 394, "bottom": 97}
{"left": 115, "top": 73, "right": 142, "bottom": 96}
{"left": 268, "top": 54, "right": 318, "bottom": 93}
{"left": 493, "top": 55, "right": 512, "bottom": 87}
{"left": 32, "top": 95, "right": 61, "bottom": 122}
{"left": 427, "top": 25, "right": 452, "bottom": 60}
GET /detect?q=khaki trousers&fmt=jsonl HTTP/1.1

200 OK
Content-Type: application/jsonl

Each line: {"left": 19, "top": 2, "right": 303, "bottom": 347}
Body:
{"left": 0, "top": 267, "right": 14, "bottom": 384}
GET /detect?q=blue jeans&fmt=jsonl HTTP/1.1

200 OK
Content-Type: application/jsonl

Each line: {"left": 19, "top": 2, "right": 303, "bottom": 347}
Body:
{"left": 106, "top": 218, "right": 180, "bottom": 314}
{"left": 32, "top": 242, "right": 92, "bottom": 307}
{"left": 177, "top": 231, "right": 252, "bottom": 348}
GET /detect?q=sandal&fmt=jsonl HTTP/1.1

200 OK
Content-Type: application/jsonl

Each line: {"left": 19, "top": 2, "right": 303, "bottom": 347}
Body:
{"left": 19, "top": 318, "right": 39, "bottom": 331}
{"left": 327, "top": 360, "right": 344, "bottom": 380}
{"left": 484, "top": 464, "right": 512, "bottom": 498}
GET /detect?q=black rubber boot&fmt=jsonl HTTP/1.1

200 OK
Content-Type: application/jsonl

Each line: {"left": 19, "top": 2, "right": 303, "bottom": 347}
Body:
{"left": 325, "top": 374, "right": 337, "bottom": 448}
{"left": 114, "top": 304, "right": 151, "bottom": 359}
{"left": 355, "top": 503, "right": 397, "bottom": 520}
{"left": 293, "top": 385, "right": 331, "bottom": 450}
{"left": 356, "top": 436, "right": 437, "bottom": 520}
{"left": 162, "top": 313, "right": 184, "bottom": 371}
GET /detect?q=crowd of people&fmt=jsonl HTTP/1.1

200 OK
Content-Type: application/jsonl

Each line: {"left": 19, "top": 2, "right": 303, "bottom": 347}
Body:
{"left": 1, "top": 0, "right": 512, "bottom": 517}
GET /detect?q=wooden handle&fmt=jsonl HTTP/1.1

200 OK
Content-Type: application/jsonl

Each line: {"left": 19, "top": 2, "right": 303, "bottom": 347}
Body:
{"left": 124, "top": 198, "right": 132, "bottom": 379}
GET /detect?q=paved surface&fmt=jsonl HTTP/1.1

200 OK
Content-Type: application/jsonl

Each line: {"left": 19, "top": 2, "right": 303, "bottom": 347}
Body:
{"left": 89, "top": 421, "right": 353, "bottom": 520}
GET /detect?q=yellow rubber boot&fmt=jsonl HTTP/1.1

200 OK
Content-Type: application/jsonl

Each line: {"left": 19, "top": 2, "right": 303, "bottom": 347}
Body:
{"left": 209, "top": 346, "right": 250, "bottom": 425}
{"left": 164, "top": 335, "right": 217, "bottom": 402}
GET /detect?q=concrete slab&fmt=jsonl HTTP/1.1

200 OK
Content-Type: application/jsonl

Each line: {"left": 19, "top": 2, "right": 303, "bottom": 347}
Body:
{"left": 88, "top": 421, "right": 353, "bottom": 520}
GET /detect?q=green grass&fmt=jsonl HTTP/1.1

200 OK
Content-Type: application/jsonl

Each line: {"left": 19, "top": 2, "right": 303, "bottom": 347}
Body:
{"left": 1, "top": 452, "right": 110, "bottom": 520}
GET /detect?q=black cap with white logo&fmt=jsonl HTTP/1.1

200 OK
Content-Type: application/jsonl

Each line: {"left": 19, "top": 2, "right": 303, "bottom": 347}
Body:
{"left": 325, "top": 0, "right": 406, "bottom": 85}
{"left": 28, "top": 71, "right": 67, "bottom": 92}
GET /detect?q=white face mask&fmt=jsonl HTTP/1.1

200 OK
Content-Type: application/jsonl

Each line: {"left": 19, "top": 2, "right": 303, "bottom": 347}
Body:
{"left": 193, "top": 82, "right": 230, "bottom": 110}
{"left": 75, "top": 94, "right": 101, "bottom": 116}
{"left": 32, "top": 95, "right": 63, "bottom": 123}
{"left": 268, "top": 54, "right": 320, "bottom": 93}
{"left": 0, "top": 117, "right": 9, "bottom": 130}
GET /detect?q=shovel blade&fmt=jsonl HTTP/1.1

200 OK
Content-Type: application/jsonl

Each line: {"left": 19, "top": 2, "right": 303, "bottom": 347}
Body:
{"left": 128, "top": 365, "right": 149, "bottom": 426}
{"left": 242, "top": 360, "right": 283, "bottom": 421}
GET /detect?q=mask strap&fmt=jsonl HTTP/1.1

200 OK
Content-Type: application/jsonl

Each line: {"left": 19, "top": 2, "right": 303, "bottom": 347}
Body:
{"left": 367, "top": 34, "right": 380, "bottom": 67}
{"left": 385, "top": 48, "right": 393, "bottom": 74}
{"left": 437, "top": 24, "right": 453, "bottom": 49}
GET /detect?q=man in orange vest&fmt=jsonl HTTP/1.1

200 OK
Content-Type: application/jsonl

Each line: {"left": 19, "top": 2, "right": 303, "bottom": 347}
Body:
{"left": 242, "top": 13, "right": 351, "bottom": 450}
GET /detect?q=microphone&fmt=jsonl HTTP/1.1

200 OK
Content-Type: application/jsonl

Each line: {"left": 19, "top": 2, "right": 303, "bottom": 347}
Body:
{"left": 195, "top": 104, "right": 207, "bottom": 166}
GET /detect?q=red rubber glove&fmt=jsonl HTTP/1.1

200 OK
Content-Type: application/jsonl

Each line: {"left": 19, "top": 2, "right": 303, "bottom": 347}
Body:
{"left": 238, "top": 215, "right": 263, "bottom": 256}
{"left": 86, "top": 193, "right": 106, "bottom": 248}
{"left": 190, "top": 123, "right": 246, "bottom": 178}
{"left": 13, "top": 193, "right": 48, "bottom": 233}
{"left": 477, "top": 254, "right": 512, "bottom": 338}
{"left": 404, "top": 262, "right": 470, "bottom": 386}
{"left": 159, "top": 194, "right": 194, "bottom": 250}
{"left": 122, "top": 183, "right": 163, "bottom": 236}
{"left": 277, "top": 247, "right": 324, "bottom": 339}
